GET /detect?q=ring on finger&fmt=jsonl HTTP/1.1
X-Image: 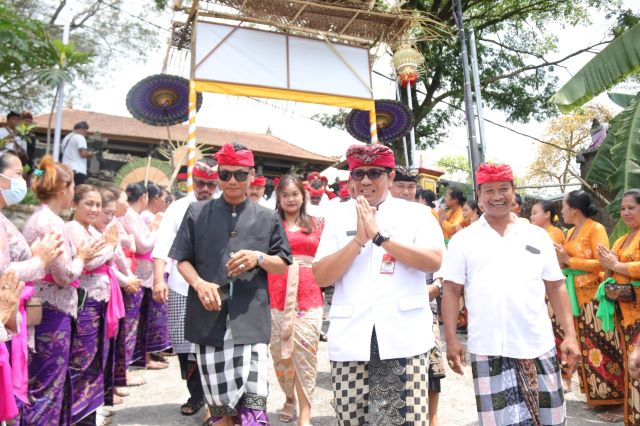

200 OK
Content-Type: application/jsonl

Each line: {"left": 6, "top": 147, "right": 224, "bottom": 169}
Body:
{"left": 239, "top": 263, "right": 245, "bottom": 270}
{"left": 204, "top": 297, "right": 210, "bottom": 303}
{"left": 2, "top": 284, "right": 9, "bottom": 289}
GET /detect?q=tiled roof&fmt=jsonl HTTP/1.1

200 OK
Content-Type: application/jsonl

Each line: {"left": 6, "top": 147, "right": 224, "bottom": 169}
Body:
{"left": 26, "top": 109, "right": 337, "bottom": 165}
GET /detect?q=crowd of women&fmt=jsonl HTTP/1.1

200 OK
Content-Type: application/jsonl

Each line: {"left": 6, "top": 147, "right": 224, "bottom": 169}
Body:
{"left": 2, "top": 146, "right": 640, "bottom": 426}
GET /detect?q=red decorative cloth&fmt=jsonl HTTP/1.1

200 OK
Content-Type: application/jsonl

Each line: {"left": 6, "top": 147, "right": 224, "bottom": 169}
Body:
{"left": 307, "top": 171, "right": 321, "bottom": 182}
{"left": 177, "top": 172, "right": 188, "bottom": 180}
{"left": 268, "top": 218, "right": 325, "bottom": 311}
{"left": 272, "top": 177, "right": 281, "bottom": 186}
{"left": 303, "top": 182, "right": 310, "bottom": 191}
{"left": 320, "top": 176, "right": 328, "bottom": 183}
{"left": 214, "top": 143, "right": 254, "bottom": 167}
{"left": 339, "top": 187, "right": 350, "bottom": 198}
{"left": 476, "top": 163, "right": 514, "bottom": 185}
{"left": 346, "top": 144, "right": 395, "bottom": 170}
{"left": 251, "top": 176, "right": 266, "bottom": 187}
{"left": 326, "top": 191, "right": 336, "bottom": 199}
{"left": 309, "top": 187, "right": 325, "bottom": 197}
{"left": 338, "top": 180, "right": 348, "bottom": 189}
{"left": 192, "top": 166, "right": 218, "bottom": 180}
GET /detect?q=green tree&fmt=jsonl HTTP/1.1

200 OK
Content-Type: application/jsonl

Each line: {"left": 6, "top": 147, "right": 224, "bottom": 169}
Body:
{"left": 436, "top": 154, "right": 471, "bottom": 183}
{"left": 3, "top": 0, "right": 164, "bottom": 111}
{"left": 316, "top": 1, "right": 632, "bottom": 149}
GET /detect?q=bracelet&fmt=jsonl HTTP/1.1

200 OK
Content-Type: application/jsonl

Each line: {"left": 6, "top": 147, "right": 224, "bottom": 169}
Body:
{"left": 352, "top": 238, "right": 365, "bottom": 248}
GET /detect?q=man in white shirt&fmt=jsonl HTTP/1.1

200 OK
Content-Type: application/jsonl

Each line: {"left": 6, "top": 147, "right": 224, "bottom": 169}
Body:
{"left": 151, "top": 157, "right": 218, "bottom": 417}
{"left": 61, "top": 121, "right": 95, "bottom": 185}
{"left": 248, "top": 175, "right": 271, "bottom": 207}
{"left": 313, "top": 144, "right": 444, "bottom": 425}
{"left": 0, "top": 111, "right": 28, "bottom": 162}
{"left": 440, "top": 163, "right": 580, "bottom": 426}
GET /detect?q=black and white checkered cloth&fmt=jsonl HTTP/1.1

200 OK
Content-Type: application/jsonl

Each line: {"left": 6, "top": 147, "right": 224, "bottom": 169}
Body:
{"left": 471, "top": 349, "right": 565, "bottom": 425}
{"left": 168, "top": 289, "right": 195, "bottom": 354}
{"left": 197, "top": 323, "right": 269, "bottom": 416}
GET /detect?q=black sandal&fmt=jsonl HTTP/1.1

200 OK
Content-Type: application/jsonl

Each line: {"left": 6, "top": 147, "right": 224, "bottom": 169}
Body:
{"left": 181, "top": 399, "right": 205, "bottom": 416}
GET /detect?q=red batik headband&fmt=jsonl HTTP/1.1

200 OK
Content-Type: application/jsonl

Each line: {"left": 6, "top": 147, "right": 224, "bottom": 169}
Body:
{"left": 475, "top": 163, "right": 514, "bottom": 185}
{"left": 251, "top": 176, "right": 266, "bottom": 187}
{"left": 214, "top": 143, "right": 254, "bottom": 167}
{"left": 309, "top": 187, "right": 325, "bottom": 197}
{"left": 346, "top": 144, "right": 395, "bottom": 170}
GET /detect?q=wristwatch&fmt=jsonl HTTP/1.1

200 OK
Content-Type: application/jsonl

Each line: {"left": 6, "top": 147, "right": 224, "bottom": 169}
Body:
{"left": 372, "top": 230, "right": 391, "bottom": 247}
{"left": 256, "top": 252, "right": 265, "bottom": 267}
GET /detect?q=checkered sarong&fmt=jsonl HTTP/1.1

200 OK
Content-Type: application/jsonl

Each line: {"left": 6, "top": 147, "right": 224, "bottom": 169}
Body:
{"left": 330, "top": 329, "right": 429, "bottom": 425}
{"left": 168, "top": 289, "right": 195, "bottom": 354}
{"left": 471, "top": 349, "right": 565, "bottom": 426}
{"left": 197, "top": 325, "right": 269, "bottom": 417}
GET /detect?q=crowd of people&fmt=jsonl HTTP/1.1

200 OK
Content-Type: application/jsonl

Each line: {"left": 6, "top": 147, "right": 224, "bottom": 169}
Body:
{"left": 0, "top": 135, "right": 639, "bottom": 426}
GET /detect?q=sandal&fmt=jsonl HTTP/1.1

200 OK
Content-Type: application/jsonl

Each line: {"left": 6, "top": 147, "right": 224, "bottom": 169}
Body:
{"left": 126, "top": 376, "right": 147, "bottom": 387}
{"left": 181, "top": 399, "right": 205, "bottom": 416}
{"left": 279, "top": 402, "right": 296, "bottom": 423}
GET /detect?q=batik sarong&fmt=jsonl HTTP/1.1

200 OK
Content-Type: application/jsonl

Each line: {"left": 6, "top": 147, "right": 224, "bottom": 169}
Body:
{"left": 575, "top": 299, "right": 625, "bottom": 404}
{"left": 109, "top": 317, "right": 128, "bottom": 388}
{"left": 617, "top": 315, "right": 640, "bottom": 425}
{"left": 428, "top": 302, "right": 446, "bottom": 392}
{"left": 270, "top": 307, "right": 323, "bottom": 403}
{"left": 133, "top": 288, "right": 171, "bottom": 366}
{"left": 168, "top": 289, "right": 194, "bottom": 354}
{"left": 471, "top": 349, "right": 565, "bottom": 426}
{"left": 21, "top": 305, "right": 72, "bottom": 426}
{"left": 69, "top": 298, "right": 107, "bottom": 423}
{"left": 121, "top": 289, "right": 143, "bottom": 369}
{"left": 330, "top": 329, "right": 429, "bottom": 426}
{"left": 197, "top": 325, "right": 269, "bottom": 419}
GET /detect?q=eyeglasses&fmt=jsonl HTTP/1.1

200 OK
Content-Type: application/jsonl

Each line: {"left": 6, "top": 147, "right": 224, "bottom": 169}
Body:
{"left": 350, "top": 168, "right": 388, "bottom": 181}
{"left": 218, "top": 170, "right": 250, "bottom": 182}
{"left": 193, "top": 179, "right": 217, "bottom": 189}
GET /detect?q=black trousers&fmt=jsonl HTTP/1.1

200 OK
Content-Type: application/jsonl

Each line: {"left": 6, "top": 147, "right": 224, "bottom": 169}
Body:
{"left": 74, "top": 172, "right": 88, "bottom": 186}
{"left": 178, "top": 353, "right": 205, "bottom": 403}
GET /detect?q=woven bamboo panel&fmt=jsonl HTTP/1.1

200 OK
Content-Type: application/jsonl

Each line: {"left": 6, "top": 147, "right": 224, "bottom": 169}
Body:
{"left": 172, "top": 0, "right": 415, "bottom": 48}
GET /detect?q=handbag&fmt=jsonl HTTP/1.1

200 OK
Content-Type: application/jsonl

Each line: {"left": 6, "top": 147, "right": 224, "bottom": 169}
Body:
{"left": 604, "top": 283, "right": 636, "bottom": 302}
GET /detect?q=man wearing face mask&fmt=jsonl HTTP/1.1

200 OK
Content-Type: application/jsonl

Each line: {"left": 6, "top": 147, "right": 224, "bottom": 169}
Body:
{"left": 151, "top": 157, "right": 218, "bottom": 418}
{"left": 312, "top": 144, "right": 444, "bottom": 425}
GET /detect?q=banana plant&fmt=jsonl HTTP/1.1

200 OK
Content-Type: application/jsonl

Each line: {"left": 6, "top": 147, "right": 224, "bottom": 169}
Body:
{"left": 550, "top": 22, "right": 640, "bottom": 113}
{"left": 551, "top": 22, "right": 640, "bottom": 243}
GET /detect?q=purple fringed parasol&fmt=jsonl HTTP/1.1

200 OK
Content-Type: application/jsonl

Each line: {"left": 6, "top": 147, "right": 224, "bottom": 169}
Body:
{"left": 345, "top": 99, "right": 414, "bottom": 144}
{"left": 126, "top": 74, "right": 203, "bottom": 126}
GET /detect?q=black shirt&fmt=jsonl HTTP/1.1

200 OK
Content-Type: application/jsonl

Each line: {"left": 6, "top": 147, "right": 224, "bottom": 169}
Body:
{"left": 169, "top": 197, "right": 292, "bottom": 347}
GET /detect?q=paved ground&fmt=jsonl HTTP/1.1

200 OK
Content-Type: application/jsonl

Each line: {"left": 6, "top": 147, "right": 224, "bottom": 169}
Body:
{"left": 107, "top": 332, "right": 623, "bottom": 425}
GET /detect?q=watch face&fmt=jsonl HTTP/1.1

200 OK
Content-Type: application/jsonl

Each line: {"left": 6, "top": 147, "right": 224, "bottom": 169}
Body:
{"left": 381, "top": 230, "right": 390, "bottom": 239}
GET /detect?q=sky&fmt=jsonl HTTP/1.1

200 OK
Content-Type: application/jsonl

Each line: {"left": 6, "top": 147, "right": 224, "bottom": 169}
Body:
{"left": 67, "top": 1, "right": 639, "bottom": 186}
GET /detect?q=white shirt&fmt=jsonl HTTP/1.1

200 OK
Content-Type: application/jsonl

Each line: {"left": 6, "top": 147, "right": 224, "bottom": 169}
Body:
{"left": 440, "top": 214, "right": 564, "bottom": 359}
{"left": 0, "top": 128, "right": 26, "bottom": 153}
{"left": 151, "top": 193, "right": 197, "bottom": 295}
{"left": 314, "top": 195, "right": 444, "bottom": 361}
{"left": 61, "top": 132, "right": 88, "bottom": 174}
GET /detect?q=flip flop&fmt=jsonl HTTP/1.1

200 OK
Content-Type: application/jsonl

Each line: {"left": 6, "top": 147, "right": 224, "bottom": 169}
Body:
{"left": 181, "top": 399, "right": 205, "bottom": 416}
{"left": 597, "top": 411, "right": 625, "bottom": 423}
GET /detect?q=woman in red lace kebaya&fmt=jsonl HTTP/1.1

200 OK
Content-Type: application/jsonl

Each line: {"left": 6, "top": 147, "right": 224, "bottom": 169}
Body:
{"left": 268, "top": 175, "right": 324, "bottom": 426}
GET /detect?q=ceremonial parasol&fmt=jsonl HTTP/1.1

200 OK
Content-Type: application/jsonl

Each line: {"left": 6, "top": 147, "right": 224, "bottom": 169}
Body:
{"left": 126, "top": 74, "right": 203, "bottom": 126}
{"left": 345, "top": 100, "right": 414, "bottom": 144}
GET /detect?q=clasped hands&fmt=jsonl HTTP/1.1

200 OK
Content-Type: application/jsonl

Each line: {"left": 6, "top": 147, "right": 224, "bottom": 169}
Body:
{"left": 354, "top": 196, "right": 379, "bottom": 247}
{"left": 596, "top": 243, "right": 619, "bottom": 271}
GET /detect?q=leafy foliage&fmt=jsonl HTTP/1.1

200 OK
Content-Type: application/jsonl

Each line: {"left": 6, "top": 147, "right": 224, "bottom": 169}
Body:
{"left": 527, "top": 105, "right": 613, "bottom": 191}
{"left": 2, "top": 0, "right": 163, "bottom": 111}
{"left": 586, "top": 94, "right": 640, "bottom": 220}
{"left": 550, "top": 22, "right": 640, "bottom": 113}
{"left": 316, "top": 0, "right": 628, "bottom": 148}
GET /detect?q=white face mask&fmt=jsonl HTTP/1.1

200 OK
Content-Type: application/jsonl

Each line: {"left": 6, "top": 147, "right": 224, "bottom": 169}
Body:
{"left": 0, "top": 174, "right": 27, "bottom": 206}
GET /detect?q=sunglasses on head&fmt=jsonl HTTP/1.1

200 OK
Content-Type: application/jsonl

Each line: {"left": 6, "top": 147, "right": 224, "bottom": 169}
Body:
{"left": 193, "top": 179, "right": 217, "bottom": 189}
{"left": 350, "top": 168, "right": 388, "bottom": 181}
{"left": 218, "top": 170, "right": 250, "bottom": 182}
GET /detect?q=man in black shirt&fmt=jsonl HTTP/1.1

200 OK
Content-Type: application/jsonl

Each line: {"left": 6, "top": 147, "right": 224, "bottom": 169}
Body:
{"left": 169, "top": 143, "right": 292, "bottom": 425}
